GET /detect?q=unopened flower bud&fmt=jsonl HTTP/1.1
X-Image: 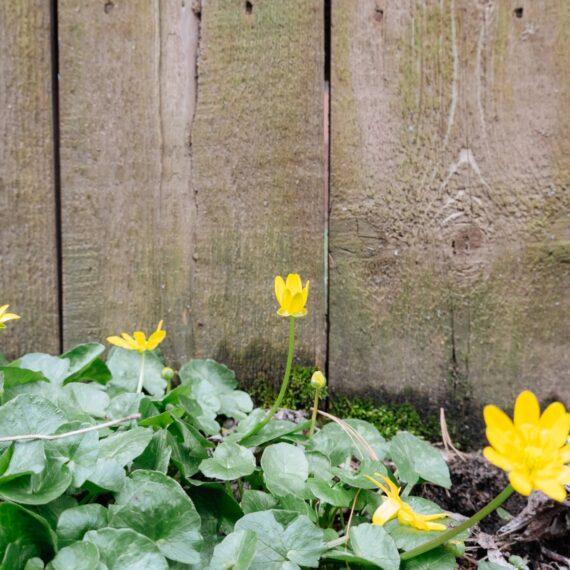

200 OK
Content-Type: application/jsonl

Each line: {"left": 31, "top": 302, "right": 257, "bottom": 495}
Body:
{"left": 161, "top": 367, "right": 175, "bottom": 381}
{"left": 311, "top": 371, "right": 326, "bottom": 390}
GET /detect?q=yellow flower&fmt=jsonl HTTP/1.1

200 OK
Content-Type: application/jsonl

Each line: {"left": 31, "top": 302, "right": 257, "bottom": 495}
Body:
{"left": 483, "top": 390, "right": 570, "bottom": 502}
{"left": 365, "top": 473, "right": 447, "bottom": 531}
{"left": 274, "top": 274, "right": 309, "bottom": 318}
{"left": 311, "top": 371, "right": 326, "bottom": 390}
{"left": 0, "top": 305, "right": 21, "bottom": 330}
{"left": 107, "top": 320, "right": 166, "bottom": 353}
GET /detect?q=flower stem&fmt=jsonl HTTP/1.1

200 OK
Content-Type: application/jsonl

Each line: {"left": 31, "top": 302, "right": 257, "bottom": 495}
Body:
{"left": 400, "top": 484, "right": 514, "bottom": 561}
{"left": 309, "top": 388, "right": 321, "bottom": 437}
{"left": 241, "top": 317, "right": 295, "bottom": 442}
{"left": 136, "top": 351, "right": 146, "bottom": 393}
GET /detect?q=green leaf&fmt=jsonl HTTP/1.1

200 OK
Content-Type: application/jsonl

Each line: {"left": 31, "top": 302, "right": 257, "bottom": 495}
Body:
{"left": 345, "top": 419, "right": 389, "bottom": 460}
{"left": 167, "top": 417, "right": 210, "bottom": 479}
{"left": 0, "top": 367, "right": 46, "bottom": 389}
{"left": 84, "top": 528, "right": 169, "bottom": 569}
{"left": 0, "top": 503, "right": 56, "bottom": 563}
{"left": 0, "top": 394, "right": 66, "bottom": 438}
{"left": 60, "top": 384, "right": 110, "bottom": 418}
{"left": 307, "top": 422, "right": 354, "bottom": 465}
{"left": 0, "top": 459, "right": 73, "bottom": 505}
{"left": 107, "top": 348, "right": 166, "bottom": 396}
{"left": 11, "top": 354, "right": 69, "bottom": 385}
{"left": 333, "top": 459, "right": 389, "bottom": 489}
{"left": 180, "top": 359, "right": 253, "bottom": 421}
{"left": 109, "top": 470, "right": 202, "bottom": 565}
{"left": 132, "top": 429, "right": 172, "bottom": 473}
{"left": 56, "top": 504, "right": 108, "bottom": 546}
{"left": 349, "top": 523, "right": 400, "bottom": 570}
{"left": 0, "top": 441, "right": 45, "bottom": 481}
{"left": 261, "top": 443, "right": 309, "bottom": 499}
{"left": 200, "top": 442, "right": 255, "bottom": 480}
{"left": 87, "top": 427, "right": 152, "bottom": 491}
{"left": 389, "top": 432, "right": 451, "bottom": 488}
{"left": 241, "top": 490, "right": 278, "bottom": 514}
{"left": 47, "top": 426, "right": 99, "bottom": 487}
{"left": 235, "top": 511, "right": 327, "bottom": 570}
{"left": 237, "top": 419, "right": 307, "bottom": 448}
{"left": 180, "top": 359, "right": 237, "bottom": 390}
{"left": 308, "top": 479, "right": 355, "bottom": 507}
{"left": 402, "top": 547, "right": 457, "bottom": 570}
{"left": 24, "top": 558, "right": 45, "bottom": 570}
{"left": 188, "top": 484, "right": 244, "bottom": 567}
{"left": 207, "top": 529, "right": 257, "bottom": 570}
{"left": 306, "top": 452, "right": 333, "bottom": 481}
{"left": 478, "top": 563, "right": 511, "bottom": 570}
{"left": 106, "top": 393, "right": 143, "bottom": 420}
{"left": 46, "top": 542, "right": 100, "bottom": 570}
{"left": 60, "top": 343, "right": 107, "bottom": 384}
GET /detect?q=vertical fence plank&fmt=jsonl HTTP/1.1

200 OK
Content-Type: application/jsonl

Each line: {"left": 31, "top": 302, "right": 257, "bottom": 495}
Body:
{"left": 190, "top": 0, "right": 326, "bottom": 381}
{"left": 330, "top": 0, "right": 570, "bottom": 421}
{"left": 59, "top": 1, "right": 199, "bottom": 358}
{"left": 0, "top": 2, "right": 59, "bottom": 356}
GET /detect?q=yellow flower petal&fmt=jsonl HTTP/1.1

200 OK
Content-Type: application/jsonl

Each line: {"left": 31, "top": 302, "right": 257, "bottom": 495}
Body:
{"left": 424, "top": 520, "right": 447, "bottom": 531}
{"left": 274, "top": 276, "right": 285, "bottom": 304}
{"left": 288, "top": 292, "right": 305, "bottom": 315}
{"left": 485, "top": 428, "right": 513, "bottom": 454}
{"left": 509, "top": 469, "right": 533, "bottom": 496}
{"left": 534, "top": 478, "right": 567, "bottom": 502}
{"left": 372, "top": 498, "right": 400, "bottom": 526}
{"left": 281, "top": 288, "right": 292, "bottom": 313}
{"left": 547, "top": 413, "right": 570, "bottom": 449}
{"left": 107, "top": 336, "right": 135, "bottom": 350}
{"left": 120, "top": 333, "right": 139, "bottom": 350}
{"left": 363, "top": 474, "right": 390, "bottom": 495}
{"left": 302, "top": 281, "right": 310, "bottom": 305}
{"left": 560, "top": 444, "right": 570, "bottom": 464}
{"left": 0, "top": 312, "right": 20, "bottom": 323}
{"left": 514, "top": 391, "right": 540, "bottom": 428}
{"left": 0, "top": 305, "right": 8, "bottom": 315}
{"left": 483, "top": 447, "right": 514, "bottom": 472}
{"left": 484, "top": 405, "right": 514, "bottom": 433}
{"left": 147, "top": 329, "right": 166, "bottom": 350}
{"left": 133, "top": 331, "right": 146, "bottom": 347}
{"left": 540, "top": 402, "right": 567, "bottom": 429}
{"left": 285, "top": 273, "right": 302, "bottom": 295}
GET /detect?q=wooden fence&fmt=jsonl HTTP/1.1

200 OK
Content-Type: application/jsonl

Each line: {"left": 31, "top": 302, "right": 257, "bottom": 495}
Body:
{"left": 2, "top": 0, "right": 569, "bottom": 422}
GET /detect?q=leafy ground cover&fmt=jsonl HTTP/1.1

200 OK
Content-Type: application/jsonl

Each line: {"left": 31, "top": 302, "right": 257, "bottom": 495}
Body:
{"left": 0, "top": 276, "right": 568, "bottom": 570}
{"left": 0, "top": 345, "right": 464, "bottom": 569}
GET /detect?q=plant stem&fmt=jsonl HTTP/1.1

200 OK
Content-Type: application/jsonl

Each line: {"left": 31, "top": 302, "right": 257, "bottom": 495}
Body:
{"left": 136, "top": 351, "right": 146, "bottom": 393}
{"left": 241, "top": 317, "right": 296, "bottom": 442}
{"left": 400, "top": 484, "right": 515, "bottom": 561}
{"left": 309, "top": 388, "right": 321, "bottom": 437}
{"left": 237, "top": 478, "right": 244, "bottom": 501}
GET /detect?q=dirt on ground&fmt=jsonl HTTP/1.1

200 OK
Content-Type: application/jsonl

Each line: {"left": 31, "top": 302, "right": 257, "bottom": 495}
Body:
{"left": 420, "top": 452, "right": 570, "bottom": 569}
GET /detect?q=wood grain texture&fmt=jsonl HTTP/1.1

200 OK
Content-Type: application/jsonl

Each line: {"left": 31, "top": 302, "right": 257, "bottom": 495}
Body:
{"left": 330, "top": 0, "right": 570, "bottom": 418}
{"left": 59, "top": 0, "right": 199, "bottom": 360}
{"left": 189, "top": 0, "right": 326, "bottom": 382}
{"left": 0, "top": 2, "right": 59, "bottom": 356}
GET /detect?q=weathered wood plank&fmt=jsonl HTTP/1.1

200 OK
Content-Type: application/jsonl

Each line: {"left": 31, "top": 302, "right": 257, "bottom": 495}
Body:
{"left": 59, "top": 0, "right": 199, "bottom": 359}
{"left": 190, "top": 0, "right": 326, "bottom": 381}
{"left": 330, "top": 0, "right": 570, "bottom": 420}
{"left": 0, "top": 2, "right": 59, "bottom": 356}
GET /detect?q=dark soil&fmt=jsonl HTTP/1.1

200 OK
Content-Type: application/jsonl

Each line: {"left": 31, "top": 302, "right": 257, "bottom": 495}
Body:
{"left": 420, "top": 452, "right": 570, "bottom": 569}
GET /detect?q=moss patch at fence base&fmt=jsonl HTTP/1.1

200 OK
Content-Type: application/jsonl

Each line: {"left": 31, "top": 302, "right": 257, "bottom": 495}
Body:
{"left": 249, "top": 366, "right": 468, "bottom": 446}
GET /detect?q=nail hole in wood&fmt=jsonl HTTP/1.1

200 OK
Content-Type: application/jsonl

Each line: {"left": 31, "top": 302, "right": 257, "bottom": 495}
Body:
{"left": 374, "top": 8, "right": 384, "bottom": 22}
{"left": 104, "top": 1, "right": 114, "bottom": 14}
{"left": 514, "top": 7, "right": 523, "bottom": 18}
{"left": 245, "top": 1, "right": 253, "bottom": 15}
